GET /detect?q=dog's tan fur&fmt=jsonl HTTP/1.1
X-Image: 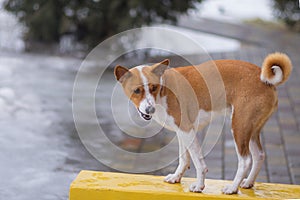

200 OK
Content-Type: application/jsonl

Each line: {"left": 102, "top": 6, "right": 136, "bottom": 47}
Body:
{"left": 114, "top": 53, "right": 292, "bottom": 194}
{"left": 261, "top": 52, "right": 292, "bottom": 85}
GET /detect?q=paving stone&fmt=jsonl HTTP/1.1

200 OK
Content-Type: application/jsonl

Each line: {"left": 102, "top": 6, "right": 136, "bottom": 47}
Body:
{"left": 206, "top": 167, "right": 222, "bottom": 179}
{"left": 224, "top": 170, "right": 236, "bottom": 180}
{"left": 269, "top": 176, "right": 292, "bottom": 184}
{"left": 283, "top": 135, "right": 300, "bottom": 144}
{"left": 119, "top": 138, "right": 142, "bottom": 152}
{"left": 264, "top": 134, "right": 282, "bottom": 145}
{"left": 140, "top": 144, "right": 162, "bottom": 153}
{"left": 293, "top": 175, "right": 300, "bottom": 184}
{"left": 256, "top": 175, "right": 269, "bottom": 183}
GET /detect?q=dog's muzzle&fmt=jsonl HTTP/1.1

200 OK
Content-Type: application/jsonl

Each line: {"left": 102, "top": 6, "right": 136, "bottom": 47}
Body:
{"left": 145, "top": 106, "right": 155, "bottom": 115}
{"left": 138, "top": 106, "right": 155, "bottom": 121}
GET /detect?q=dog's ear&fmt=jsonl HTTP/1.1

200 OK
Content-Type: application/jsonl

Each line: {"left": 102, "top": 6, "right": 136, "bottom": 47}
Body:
{"left": 152, "top": 59, "right": 169, "bottom": 77}
{"left": 114, "top": 65, "right": 131, "bottom": 82}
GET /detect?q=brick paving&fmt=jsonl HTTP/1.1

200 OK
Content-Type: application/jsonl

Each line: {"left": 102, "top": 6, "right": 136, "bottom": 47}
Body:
{"left": 116, "top": 18, "right": 300, "bottom": 185}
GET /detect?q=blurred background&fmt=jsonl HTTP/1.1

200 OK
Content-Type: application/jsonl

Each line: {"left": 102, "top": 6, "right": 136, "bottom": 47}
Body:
{"left": 0, "top": 0, "right": 300, "bottom": 200}
{"left": 1, "top": 0, "right": 300, "bottom": 54}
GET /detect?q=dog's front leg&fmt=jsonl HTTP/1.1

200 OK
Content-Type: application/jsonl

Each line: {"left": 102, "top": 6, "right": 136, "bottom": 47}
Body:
{"left": 182, "top": 130, "right": 208, "bottom": 193}
{"left": 164, "top": 132, "right": 191, "bottom": 183}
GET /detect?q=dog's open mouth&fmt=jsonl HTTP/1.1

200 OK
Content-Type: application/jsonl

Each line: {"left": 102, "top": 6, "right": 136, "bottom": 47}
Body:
{"left": 138, "top": 109, "right": 152, "bottom": 120}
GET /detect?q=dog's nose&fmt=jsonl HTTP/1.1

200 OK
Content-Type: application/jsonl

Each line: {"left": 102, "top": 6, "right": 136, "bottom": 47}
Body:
{"left": 145, "top": 106, "right": 155, "bottom": 114}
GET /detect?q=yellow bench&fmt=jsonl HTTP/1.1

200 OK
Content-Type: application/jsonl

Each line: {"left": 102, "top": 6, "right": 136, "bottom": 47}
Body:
{"left": 70, "top": 170, "right": 300, "bottom": 200}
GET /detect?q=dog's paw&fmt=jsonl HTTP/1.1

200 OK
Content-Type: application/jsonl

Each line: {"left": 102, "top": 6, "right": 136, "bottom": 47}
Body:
{"left": 222, "top": 184, "right": 238, "bottom": 195}
{"left": 189, "top": 182, "right": 205, "bottom": 193}
{"left": 164, "top": 173, "right": 181, "bottom": 184}
{"left": 240, "top": 179, "right": 254, "bottom": 189}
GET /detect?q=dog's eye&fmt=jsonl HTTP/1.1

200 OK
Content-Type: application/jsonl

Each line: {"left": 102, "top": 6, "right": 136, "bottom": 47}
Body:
{"left": 134, "top": 88, "right": 141, "bottom": 94}
{"left": 151, "top": 85, "right": 158, "bottom": 92}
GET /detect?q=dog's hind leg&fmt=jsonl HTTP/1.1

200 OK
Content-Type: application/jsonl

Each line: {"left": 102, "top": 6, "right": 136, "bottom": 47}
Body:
{"left": 222, "top": 105, "right": 252, "bottom": 194}
{"left": 164, "top": 133, "right": 191, "bottom": 183}
{"left": 240, "top": 104, "right": 274, "bottom": 189}
{"left": 240, "top": 134, "right": 265, "bottom": 189}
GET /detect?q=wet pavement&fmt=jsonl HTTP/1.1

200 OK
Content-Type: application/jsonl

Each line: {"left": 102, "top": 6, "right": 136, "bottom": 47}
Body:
{"left": 1, "top": 18, "right": 300, "bottom": 200}
{"left": 0, "top": 53, "right": 104, "bottom": 200}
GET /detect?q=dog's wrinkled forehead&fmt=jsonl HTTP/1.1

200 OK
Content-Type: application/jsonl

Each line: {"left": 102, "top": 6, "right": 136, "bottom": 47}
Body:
{"left": 115, "top": 59, "right": 169, "bottom": 86}
{"left": 125, "top": 67, "right": 143, "bottom": 85}
{"left": 128, "top": 65, "right": 160, "bottom": 86}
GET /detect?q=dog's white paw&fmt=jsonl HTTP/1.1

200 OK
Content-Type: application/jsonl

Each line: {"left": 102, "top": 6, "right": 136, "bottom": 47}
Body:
{"left": 164, "top": 173, "right": 181, "bottom": 184}
{"left": 222, "top": 184, "right": 238, "bottom": 195}
{"left": 189, "top": 182, "right": 205, "bottom": 193}
{"left": 240, "top": 179, "right": 254, "bottom": 189}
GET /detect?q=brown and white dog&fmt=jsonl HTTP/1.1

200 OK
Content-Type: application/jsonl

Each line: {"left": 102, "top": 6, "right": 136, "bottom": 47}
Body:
{"left": 114, "top": 53, "right": 292, "bottom": 194}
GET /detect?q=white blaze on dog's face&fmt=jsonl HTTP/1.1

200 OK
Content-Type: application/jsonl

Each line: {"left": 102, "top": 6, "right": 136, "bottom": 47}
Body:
{"left": 114, "top": 59, "right": 169, "bottom": 120}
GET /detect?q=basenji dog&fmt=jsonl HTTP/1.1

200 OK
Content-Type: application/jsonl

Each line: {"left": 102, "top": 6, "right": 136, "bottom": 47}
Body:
{"left": 114, "top": 52, "right": 292, "bottom": 194}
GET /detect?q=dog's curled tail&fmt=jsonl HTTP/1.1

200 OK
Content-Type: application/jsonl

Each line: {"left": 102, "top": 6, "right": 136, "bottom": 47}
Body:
{"left": 260, "top": 52, "right": 292, "bottom": 86}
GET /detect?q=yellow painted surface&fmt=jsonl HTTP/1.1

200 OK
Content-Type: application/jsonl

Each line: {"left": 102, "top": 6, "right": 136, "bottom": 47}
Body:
{"left": 70, "top": 170, "right": 300, "bottom": 200}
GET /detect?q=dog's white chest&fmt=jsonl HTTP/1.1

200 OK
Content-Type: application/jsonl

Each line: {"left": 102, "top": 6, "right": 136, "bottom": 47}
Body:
{"left": 152, "top": 96, "right": 178, "bottom": 131}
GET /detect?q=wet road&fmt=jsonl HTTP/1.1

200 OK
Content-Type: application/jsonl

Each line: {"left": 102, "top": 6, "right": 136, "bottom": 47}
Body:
{"left": 0, "top": 52, "right": 108, "bottom": 200}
